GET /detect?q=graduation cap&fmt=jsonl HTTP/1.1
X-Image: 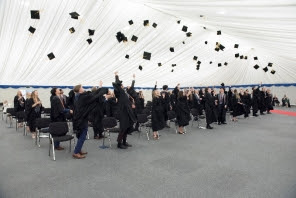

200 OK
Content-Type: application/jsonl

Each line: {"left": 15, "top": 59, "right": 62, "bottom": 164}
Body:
{"left": 87, "top": 38, "right": 92, "bottom": 44}
{"left": 88, "top": 29, "right": 95, "bottom": 36}
{"left": 271, "top": 70, "right": 276, "bottom": 74}
{"left": 197, "top": 61, "right": 201, "bottom": 64}
{"left": 254, "top": 57, "right": 258, "bottom": 60}
{"left": 123, "top": 36, "right": 128, "bottom": 42}
{"left": 177, "top": 20, "right": 181, "bottom": 24}
{"left": 263, "top": 67, "right": 268, "bottom": 72}
{"left": 234, "top": 44, "right": 239, "bottom": 48}
{"left": 221, "top": 83, "right": 225, "bottom": 86}
{"left": 219, "top": 44, "right": 225, "bottom": 51}
{"left": 69, "top": 27, "right": 75, "bottom": 33}
{"left": 205, "top": 41, "right": 208, "bottom": 44}
{"left": 235, "top": 53, "right": 239, "bottom": 58}
{"left": 210, "top": 61, "right": 212, "bottom": 64}
{"left": 193, "top": 56, "right": 198, "bottom": 61}
{"left": 28, "top": 26, "right": 36, "bottom": 34}
{"left": 171, "top": 69, "right": 174, "bottom": 72}
{"left": 170, "top": 47, "right": 174, "bottom": 52}
{"left": 203, "top": 27, "right": 207, "bottom": 29}
{"left": 143, "top": 51, "right": 151, "bottom": 60}
{"left": 116, "top": 32, "right": 125, "bottom": 43}
{"left": 218, "top": 63, "right": 222, "bottom": 67}
{"left": 268, "top": 62, "right": 273, "bottom": 67}
{"left": 128, "top": 20, "right": 133, "bottom": 25}
{"left": 215, "top": 47, "right": 219, "bottom": 52}
{"left": 139, "top": 65, "right": 143, "bottom": 71}
{"left": 172, "top": 64, "right": 176, "bottom": 67}
{"left": 186, "top": 32, "right": 192, "bottom": 37}
{"left": 30, "top": 10, "right": 40, "bottom": 19}
{"left": 182, "top": 26, "right": 188, "bottom": 32}
{"left": 254, "top": 64, "right": 259, "bottom": 69}
{"left": 224, "top": 62, "right": 228, "bottom": 66}
{"left": 244, "top": 56, "right": 248, "bottom": 60}
{"left": 125, "top": 54, "right": 129, "bottom": 59}
{"left": 47, "top": 52, "right": 55, "bottom": 60}
{"left": 131, "top": 35, "right": 138, "bottom": 42}
{"left": 143, "top": 20, "right": 149, "bottom": 26}
{"left": 217, "top": 30, "right": 221, "bottom": 35}
{"left": 200, "top": 15, "right": 204, "bottom": 17}
{"left": 69, "top": 12, "right": 80, "bottom": 20}
{"left": 158, "top": 63, "right": 162, "bottom": 67}
{"left": 240, "top": 55, "right": 244, "bottom": 59}
{"left": 182, "top": 41, "right": 185, "bottom": 44}
{"left": 152, "top": 23, "right": 157, "bottom": 28}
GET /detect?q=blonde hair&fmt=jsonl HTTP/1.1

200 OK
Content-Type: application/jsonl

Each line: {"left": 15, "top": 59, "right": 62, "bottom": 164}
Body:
{"left": 31, "top": 91, "right": 40, "bottom": 103}
{"left": 73, "top": 84, "right": 82, "bottom": 93}
{"left": 91, "top": 86, "right": 97, "bottom": 92}
{"left": 152, "top": 90, "right": 159, "bottom": 98}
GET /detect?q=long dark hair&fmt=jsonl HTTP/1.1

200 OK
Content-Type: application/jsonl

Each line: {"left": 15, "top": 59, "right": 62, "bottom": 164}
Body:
{"left": 177, "top": 91, "right": 184, "bottom": 99}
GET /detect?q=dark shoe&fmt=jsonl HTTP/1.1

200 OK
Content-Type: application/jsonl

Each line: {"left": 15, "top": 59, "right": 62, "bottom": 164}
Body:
{"left": 222, "top": 122, "right": 227, "bottom": 125}
{"left": 218, "top": 122, "right": 221, "bottom": 125}
{"left": 117, "top": 143, "right": 127, "bottom": 149}
{"left": 55, "top": 146, "right": 65, "bottom": 151}
{"left": 73, "top": 153, "right": 85, "bottom": 159}
{"left": 79, "top": 151, "right": 88, "bottom": 155}
{"left": 206, "top": 125, "right": 213, "bottom": 129}
{"left": 123, "top": 142, "right": 132, "bottom": 147}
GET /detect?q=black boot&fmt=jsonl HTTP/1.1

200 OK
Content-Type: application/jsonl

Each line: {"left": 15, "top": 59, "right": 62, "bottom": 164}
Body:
{"left": 206, "top": 124, "right": 213, "bottom": 129}
{"left": 117, "top": 143, "right": 127, "bottom": 149}
{"left": 123, "top": 142, "right": 132, "bottom": 147}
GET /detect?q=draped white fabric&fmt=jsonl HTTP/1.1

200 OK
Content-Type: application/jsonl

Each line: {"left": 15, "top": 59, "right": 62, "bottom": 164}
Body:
{"left": 0, "top": 0, "right": 295, "bottom": 87}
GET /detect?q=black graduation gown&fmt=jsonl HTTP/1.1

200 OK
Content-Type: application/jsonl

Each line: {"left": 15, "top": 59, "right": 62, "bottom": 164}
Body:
{"left": 204, "top": 92, "right": 216, "bottom": 125}
{"left": 50, "top": 95, "right": 66, "bottom": 122}
{"left": 152, "top": 97, "right": 165, "bottom": 131}
{"left": 252, "top": 88, "right": 260, "bottom": 113}
{"left": 112, "top": 76, "right": 137, "bottom": 132}
{"left": 242, "top": 94, "right": 251, "bottom": 115}
{"left": 104, "top": 97, "right": 117, "bottom": 117}
{"left": 176, "top": 96, "right": 191, "bottom": 127}
{"left": 266, "top": 93, "right": 273, "bottom": 111}
{"left": 73, "top": 89, "right": 106, "bottom": 135}
{"left": 259, "top": 91, "right": 267, "bottom": 112}
{"left": 232, "top": 96, "right": 245, "bottom": 117}
{"left": 26, "top": 98, "right": 42, "bottom": 131}
{"left": 14, "top": 96, "right": 25, "bottom": 112}
{"left": 135, "top": 97, "right": 145, "bottom": 114}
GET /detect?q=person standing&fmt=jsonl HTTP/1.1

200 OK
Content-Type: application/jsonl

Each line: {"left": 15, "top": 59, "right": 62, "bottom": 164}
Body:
{"left": 161, "top": 85, "right": 171, "bottom": 128}
{"left": 176, "top": 90, "right": 191, "bottom": 134}
{"left": 26, "top": 91, "right": 42, "bottom": 139}
{"left": 204, "top": 87, "right": 215, "bottom": 129}
{"left": 217, "top": 88, "right": 227, "bottom": 125}
{"left": 112, "top": 72, "right": 137, "bottom": 149}
{"left": 151, "top": 87, "right": 165, "bottom": 139}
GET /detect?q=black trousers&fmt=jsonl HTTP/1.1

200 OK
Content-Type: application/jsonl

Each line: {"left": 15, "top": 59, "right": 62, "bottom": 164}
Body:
{"left": 117, "top": 127, "right": 132, "bottom": 144}
{"left": 218, "top": 104, "right": 226, "bottom": 123}
{"left": 93, "top": 121, "right": 103, "bottom": 138}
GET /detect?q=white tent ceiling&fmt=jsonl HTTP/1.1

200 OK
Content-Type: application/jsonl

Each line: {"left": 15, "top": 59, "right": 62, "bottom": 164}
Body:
{"left": 0, "top": 0, "right": 295, "bottom": 88}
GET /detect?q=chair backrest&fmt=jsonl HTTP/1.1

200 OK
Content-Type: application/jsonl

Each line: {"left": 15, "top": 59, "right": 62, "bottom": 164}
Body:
{"left": 142, "top": 108, "right": 151, "bottom": 116}
{"left": 6, "top": 108, "right": 16, "bottom": 116}
{"left": 167, "top": 110, "right": 176, "bottom": 120}
{"left": 137, "top": 114, "right": 148, "bottom": 123}
{"left": 16, "top": 111, "right": 26, "bottom": 120}
{"left": 191, "top": 108, "right": 199, "bottom": 116}
{"left": 36, "top": 118, "right": 51, "bottom": 129}
{"left": 49, "top": 122, "right": 68, "bottom": 136}
{"left": 102, "top": 117, "right": 117, "bottom": 129}
{"left": 43, "top": 108, "right": 51, "bottom": 114}
{"left": 113, "top": 112, "right": 120, "bottom": 121}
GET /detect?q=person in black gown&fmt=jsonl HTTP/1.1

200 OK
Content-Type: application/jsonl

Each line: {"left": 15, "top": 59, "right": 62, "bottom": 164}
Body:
{"left": 232, "top": 89, "right": 245, "bottom": 121}
{"left": 26, "top": 91, "right": 42, "bottom": 139}
{"left": 204, "top": 87, "right": 216, "bottom": 129}
{"left": 14, "top": 90, "right": 25, "bottom": 127}
{"left": 176, "top": 90, "right": 191, "bottom": 134}
{"left": 259, "top": 87, "right": 267, "bottom": 115}
{"left": 242, "top": 89, "right": 251, "bottom": 118}
{"left": 112, "top": 72, "right": 137, "bottom": 149}
{"left": 151, "top": 86, "right": 165, "bottom": 139}
{"left": 266, "top": 89, "right": 273, "bottom": 114}
{"left": 217, "top": 87, "right": 227, "bottom": 125}
{"left": 252, "top": 86, "right": 260, "bottom": 117}
{"left": 160, "top": 85, "right": 171, "bottom": 128}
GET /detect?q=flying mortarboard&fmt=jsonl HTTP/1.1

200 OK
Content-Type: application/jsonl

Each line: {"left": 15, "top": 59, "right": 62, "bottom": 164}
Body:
{"left": 210, "top": 61, "right": 212, "bottom": 64}
{"left": 125, "top": 54, "right": 129, "bottom": 59}
{"left": 28, "top": 26, "right": 36, "bottom": 34}
{"left": 186, "top": 32, "right": 192, "bottom": 37}
{"left": 170, "top": 47, "right": 174, "bottom": 52}
{"left": 87, "top": 38, "right": 92, "bottom": 44}
{"left": 205, "top": 41, "right": 208, "bottom": 44}
{"left": 254, "top": 57, "right": 258, "bottom": 60}
{"left": 224, "top": 62, "right": 228, "bottom": 66}
{"left": 139, "top": 65, "right": 143, "bottom": 71}
{"left": 244, "top": 56, "right": 248, "bottom": 60}
{"left": 143, "top": 51, "right": 151, "bottom": 60}
{"left": 217, "top": 30, "right": 221, "bottom": 35}
{"left": 69, "top": 27, "right": 75, "bottom": 33}
{"left": 203, "top": 27, "right": 206, "bottom": 29}
{"left": 240, "top": 55, "right": 244, "bottom": 59}
{"left": 182, "top": 26, "right": 188, "bottom": 32}
{"left": 271, "top": 70, "right": 276, "bottom": 74}
{"left": 263, "top": 67, "right": 268, "bottom": 72}
{"left": 116, "top": 32, "right": 125, "bottom": 43}
{"left": 235, "top": 53, "right": 239, "bottom": 58}
{"left": 47, "top": 52, "right": 55, "bottom": 60}
{"left": 218, "top": 63, "right": 222, "bottom": 67}
{"left": 123, "top": 36, "right": 128, "bottom": 42}
{"left": 128, "top": 20, "right": 133, "bottom": 25}
{"left": 88, "top": 29, "right": 95, "bottom": 36}
{"left": 197, "top": 61, "right": 201, "bottom": 64}
{"left": 171, "top": 69, "right": 174, "bottom": 72}
{"left": 193, "top": 56, "right": 198, "bottom": 61}
{"left": 158, "top": 63, "right": 162, "bottom": 67}
{"left": 172, "top": 64, "right": 176, "bottom": 67}
{"left": 234, "top": 44, "right": 239, "bottom": 48}
{"left": 131, "top": 35, "right": 138, "bottom": 42}
{"left": 144, "top": 20, "right": 149, "bottom": 26}
{"left": 182, "top": 41, "right": 185, "bottom": 44}
{"left": 69, "top": 12, "right": 80, "bottom": 20}
{"left": 177, "top": 20, "right": 181, "bottom": 24}
{"left": 254, "top": 64, "right": 259, "bottom": 69}
{"left": 30, "top": 10, "right": 40, "bottom": 19}
{"left": 152, "top": 23, "right": 157, "bottom": 28}
{"left": 268, "top": 63, "right": 273, "bottom": 67}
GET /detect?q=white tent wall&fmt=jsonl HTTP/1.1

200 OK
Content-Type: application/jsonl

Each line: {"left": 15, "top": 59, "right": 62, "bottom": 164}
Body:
{"left": 0, "top": 0, "right": 295, "bottom": 88}
{"left": 1, "top": 86, "right": 295, "bottom": 109}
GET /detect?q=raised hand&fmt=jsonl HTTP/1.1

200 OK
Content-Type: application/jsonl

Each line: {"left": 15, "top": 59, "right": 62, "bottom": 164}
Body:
{"left": 114, "top": 71, "right": 118, "bottom": 75}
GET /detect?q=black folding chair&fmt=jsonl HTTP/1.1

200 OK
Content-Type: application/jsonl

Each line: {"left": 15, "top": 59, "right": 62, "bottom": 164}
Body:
{"left": 49, "top": 122, "right": 74, "bottom": 161}
{"left": 167, "top": 110, "right": 178, "bottom": 133}
{"left": 100, "top": 117, "right": 118, "bottom": 149}
{"left": 43, "top": 108, "right": 51, "bottom": 118}
{"left": 35, "top": 118, "right": 51, "bottom": 147}
{"left": 6, "top": 108, "right": 16, "bottom": 128}
{"left": 191, "top": 108, "right": 206, "bottom": 129}
{"left": 137, "top": 114, "right": 151, "bottom": 140}
{"left": 15, "top": 111, "right": 26, "bottom": 132}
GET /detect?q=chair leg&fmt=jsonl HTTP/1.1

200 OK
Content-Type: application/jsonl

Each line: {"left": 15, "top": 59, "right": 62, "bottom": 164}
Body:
{"left": 52, "top": 138, "right": 56, "bottom": 161}
{"left": 157, "top": 131, "right": 160, "bottom": 139}
{"left": 99, "top": 130, "right": 108, "bottom": 149}
{"left": 69, "top": 140, "right": 72, "bottom": 153}
{"left": 86, "top": 131, "right": 90, "bottom": 140}
{"left": 108, "top": 130, "right": 111, "bottom": 148}
{"left": 16, "top": 120, "right": 18, "bottom": 131}
{"left": 49, "top": 137, "right": 51, "bottom": 156}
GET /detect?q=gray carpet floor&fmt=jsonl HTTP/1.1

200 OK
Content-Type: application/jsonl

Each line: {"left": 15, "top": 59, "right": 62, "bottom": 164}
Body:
{"left": 0, "top": 107, "right": 296, "bottom": 198}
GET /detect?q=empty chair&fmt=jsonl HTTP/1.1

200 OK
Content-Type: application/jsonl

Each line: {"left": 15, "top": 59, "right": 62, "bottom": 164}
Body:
{"left": 6, "top": 108, "right": 16, "bottom": 127}
{"left": 100, "top": 117, "right": 118, "bottom": 149}
{"left": 137, "top": 114, "right": 151, "bottom": 140}
{"left": 191, "top": 108, "right": 206, "bottom": 129}
{"left": 35, "top": 118, "right": 51, "bottom": 147}
{"left": 48, "top": 122, "right": 74, "bottom": 161}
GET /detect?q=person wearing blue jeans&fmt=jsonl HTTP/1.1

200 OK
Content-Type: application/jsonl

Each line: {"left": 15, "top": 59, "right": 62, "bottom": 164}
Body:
{"left": 72, "top": 82, "right": 110, "bottom": 159}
